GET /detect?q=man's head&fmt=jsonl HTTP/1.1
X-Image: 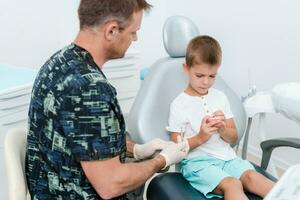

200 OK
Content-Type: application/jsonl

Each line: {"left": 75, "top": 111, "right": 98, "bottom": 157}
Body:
{"left": 77, "top": 0, "right": 151, "bottom": 60}
{"left": 78, "top": 0, "right": 151, "bottom": 31}
{"left": 183, "top": 35, "right": 222, "bottom": 96}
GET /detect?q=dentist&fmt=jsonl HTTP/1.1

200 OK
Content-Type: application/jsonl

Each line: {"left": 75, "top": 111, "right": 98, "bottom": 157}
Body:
{"left": 25, "top": 0, "right": 188, "bottom": 199}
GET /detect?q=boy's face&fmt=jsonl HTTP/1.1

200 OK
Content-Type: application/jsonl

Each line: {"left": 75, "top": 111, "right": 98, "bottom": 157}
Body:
{"left": 183, "top": 63, "right": 219, "bottom": 96}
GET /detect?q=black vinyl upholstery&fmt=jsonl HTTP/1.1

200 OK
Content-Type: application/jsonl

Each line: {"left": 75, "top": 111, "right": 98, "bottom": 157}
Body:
{"left": 147, "top": 163, "right": 277, "bottom": 200}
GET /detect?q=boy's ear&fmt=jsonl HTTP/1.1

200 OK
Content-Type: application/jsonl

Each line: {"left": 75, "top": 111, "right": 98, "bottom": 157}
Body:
{"left": 183, "top": 63, "right": 190, "bottom": 73}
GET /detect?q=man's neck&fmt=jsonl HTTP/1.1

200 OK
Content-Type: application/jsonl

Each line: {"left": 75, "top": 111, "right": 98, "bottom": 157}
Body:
{"left": 74, "top": 30, "right": 107, "bottom": 68}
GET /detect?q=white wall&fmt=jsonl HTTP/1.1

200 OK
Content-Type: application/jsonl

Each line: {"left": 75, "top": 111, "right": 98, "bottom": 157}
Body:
{"left": 0, "top": 0, "right": 79, "bottom": 68}
{"left": 1, "top": 0, "right": 299, "bottom": 169}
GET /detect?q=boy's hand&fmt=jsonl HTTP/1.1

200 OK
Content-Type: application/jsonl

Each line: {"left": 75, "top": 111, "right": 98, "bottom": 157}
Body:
{"left": 198, "top": 116, "right": 219, "bottom": 142}
{"left": 210, "top": 111, "right": 226, "bottom": 133}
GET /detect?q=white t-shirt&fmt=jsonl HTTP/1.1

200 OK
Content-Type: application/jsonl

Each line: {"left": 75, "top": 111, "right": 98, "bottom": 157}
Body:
{"left": 166, "top": 88, "right": 237, "bottom": 161}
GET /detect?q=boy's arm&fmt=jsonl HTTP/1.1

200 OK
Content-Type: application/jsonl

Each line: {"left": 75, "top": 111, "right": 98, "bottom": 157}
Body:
{"left": 217, "top": 93, "right": 238, "bottom": 144}
{"left": 170, "top": 116, "right": 218, "bottom": 150}
{"left": 170, "top": 132, "right": 205, "bottom": 151}
{"left": 218, "top": 118, "right": 238, "bottom": 144}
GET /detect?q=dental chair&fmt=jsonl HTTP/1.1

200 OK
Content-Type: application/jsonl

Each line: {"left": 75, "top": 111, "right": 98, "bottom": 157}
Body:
{"left": 127, "top": 16, "right": 281, "bottom": 200}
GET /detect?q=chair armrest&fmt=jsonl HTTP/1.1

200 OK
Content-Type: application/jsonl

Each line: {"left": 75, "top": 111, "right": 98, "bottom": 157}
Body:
{"left": 260, "top": 137, "right": 300, "bottom": 170}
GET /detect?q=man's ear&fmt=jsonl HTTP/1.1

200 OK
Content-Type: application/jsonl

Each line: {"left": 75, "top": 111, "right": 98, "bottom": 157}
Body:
{"left": 104, "top": 21, "right": 119, "bottom": 41}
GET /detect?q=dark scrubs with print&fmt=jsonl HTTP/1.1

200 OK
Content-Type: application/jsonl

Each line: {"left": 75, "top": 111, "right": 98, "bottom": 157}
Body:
{"left": 26, "top": 44, "right": 127, "bottom": 199}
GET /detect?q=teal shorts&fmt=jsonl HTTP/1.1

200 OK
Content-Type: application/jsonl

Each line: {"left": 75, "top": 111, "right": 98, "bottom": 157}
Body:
{"left": 181, "top": 156, "right": 255, "bottom": 199}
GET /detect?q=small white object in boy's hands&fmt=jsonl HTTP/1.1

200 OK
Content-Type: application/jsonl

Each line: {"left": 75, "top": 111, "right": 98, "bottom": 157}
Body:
{"left": 176, "top": 135, "right": 189, "bottom": 153}
{"left": 180, "top": 121, "right": 195, "bottom": 140}
{"left": 180, "top": 121, "right": 189, "bottom": 142}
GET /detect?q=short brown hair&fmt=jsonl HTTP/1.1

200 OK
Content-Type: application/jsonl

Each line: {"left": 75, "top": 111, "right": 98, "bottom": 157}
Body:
{"left": 78, "top": 0, "right": 152, "bottom": 30}
{"left": 185, "top": 35, "right": 222, "bottom": 67}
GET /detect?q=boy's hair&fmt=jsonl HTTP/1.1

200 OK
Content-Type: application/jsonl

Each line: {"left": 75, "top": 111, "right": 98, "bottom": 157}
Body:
{"left": 78, "top": 0, "right": 152, "bottom": 30}
{"left": 185, "top": 35, "right": 222, "bottom": 67}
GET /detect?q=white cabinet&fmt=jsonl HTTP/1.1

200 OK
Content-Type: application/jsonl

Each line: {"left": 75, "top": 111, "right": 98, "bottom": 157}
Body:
{"left": 103, "top": 50, "right": 141, "bottom": 115}
{"left": 0, "top": 84, "right": 33, "bottom": 200}
{"left": 0, "top": 65, "right": 36, "bottom": 200}
{"left": 0, "top": 50, "right": 141, "bottom": 199}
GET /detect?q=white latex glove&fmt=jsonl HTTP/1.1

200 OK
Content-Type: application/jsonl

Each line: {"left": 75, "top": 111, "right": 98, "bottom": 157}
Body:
{"left": 159, "top": 136, "right": 189, "bottom": 168}
{"left": 133, "top": 138, "right": 173, "bottom": 160}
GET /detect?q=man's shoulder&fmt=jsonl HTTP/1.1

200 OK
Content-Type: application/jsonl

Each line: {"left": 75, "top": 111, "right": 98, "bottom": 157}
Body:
{"left": 32, "top": 44, "right": 112, "bottom": 103}
{"left": 48, "top": 44, "right": 109, "bottom": 90}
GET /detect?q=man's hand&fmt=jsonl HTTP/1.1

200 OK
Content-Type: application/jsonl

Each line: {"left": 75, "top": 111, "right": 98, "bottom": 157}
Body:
{"left": 133, "top": 138, "right": 173, "bottom": 160}
{"left": 159, "top": 136, "right": 189, "bottom": 168}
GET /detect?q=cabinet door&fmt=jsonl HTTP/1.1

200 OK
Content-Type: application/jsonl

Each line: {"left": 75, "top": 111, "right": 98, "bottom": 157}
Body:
{"left": 0, "top": 147, "right": 8, "bottom": 200}
{"left": 0, "top": 84, "right": 32, "bottom": 100}
{"left": 107, "top": 70, "right": 140, "bottom": 93}
{"left": 0, "top": 121, "right": 28, "bottom": 198}
{"left": 0, "top": 93, "right": 31, "bottom": 111}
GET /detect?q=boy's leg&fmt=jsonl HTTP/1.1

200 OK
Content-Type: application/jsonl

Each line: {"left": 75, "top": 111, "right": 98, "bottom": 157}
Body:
{"left": 182, "top": 156, "right": 248, "bottom": 199}
{"left": 240, "top": 170, "right": 274, "bottom": 198}
{"left": 213, "top": 177, "right": 249, "bottom": 200}
{"left": 223, "top": 157, "right": 274, "bottom": 198}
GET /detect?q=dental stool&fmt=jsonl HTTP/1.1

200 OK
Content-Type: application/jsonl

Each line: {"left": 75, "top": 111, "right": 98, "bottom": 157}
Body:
{"left": 127, "top": 16, "right": 278, "bottom": 200}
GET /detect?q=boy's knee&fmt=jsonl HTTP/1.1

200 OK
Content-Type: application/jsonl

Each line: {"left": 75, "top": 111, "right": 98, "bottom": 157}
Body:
{"left": 218, "top": 177, "right": 243, "bottom": 192}
{"left": 241, "top": 170, "right": 258, "bottom": 185}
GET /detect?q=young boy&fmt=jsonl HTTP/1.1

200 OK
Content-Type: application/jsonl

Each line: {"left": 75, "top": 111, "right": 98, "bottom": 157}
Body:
{"left": 166, "top": 35, "right": 274, "bottom": 199}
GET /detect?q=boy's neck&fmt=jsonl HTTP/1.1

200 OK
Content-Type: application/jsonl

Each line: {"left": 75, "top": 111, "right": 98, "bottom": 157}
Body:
{"left": 184, "top": 85, "right": 208, "bottom": 97}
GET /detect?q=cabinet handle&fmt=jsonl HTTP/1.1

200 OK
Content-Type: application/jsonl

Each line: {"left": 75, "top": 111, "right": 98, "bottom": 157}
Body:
{"left": 118, "top": 96, "right": 135, "bottom": 101}
{"left": 108, "top": 74, "right": 134, "bottom": 80}
{"left": 0, "top": 92, "right": 30, "bottom": 101}
{"left": 0, "top": 107, "right": 28, "bottom": 118}
{"left": 118, "top": 91, "right": 136, "bottom": 100}
{"left": 2, "top": 118, "right": 27, "bottom": 126}
{"left": 0, "top": 102, "right": 30, "bottom": 111}
{"left": 0, "top": 83, "right": 32, "bottom": 99}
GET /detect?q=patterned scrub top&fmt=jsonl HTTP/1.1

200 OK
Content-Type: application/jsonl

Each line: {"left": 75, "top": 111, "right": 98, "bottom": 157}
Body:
{"left": 25, "top": 44, "right": 127, "bottom": 199}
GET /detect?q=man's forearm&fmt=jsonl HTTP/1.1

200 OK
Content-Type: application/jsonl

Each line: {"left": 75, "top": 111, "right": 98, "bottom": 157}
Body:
{"left": 117, "top": 155, "right": 165, "bottom": 189}
{"left": 99, "top": 155, "right": 165, "bottom": 198}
